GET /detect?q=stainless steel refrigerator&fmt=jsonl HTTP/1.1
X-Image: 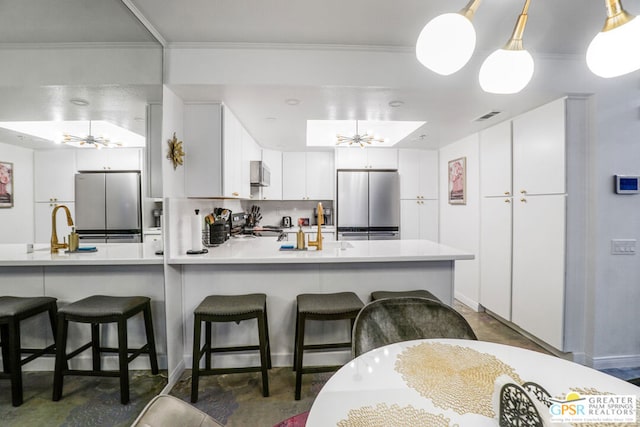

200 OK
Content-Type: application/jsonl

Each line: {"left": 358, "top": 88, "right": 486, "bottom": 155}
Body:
{"left": 337, "top": 170, "right": 400, "bottom": 240}
{"left": 74, "top": 172, "right": 142, "bottom": 243}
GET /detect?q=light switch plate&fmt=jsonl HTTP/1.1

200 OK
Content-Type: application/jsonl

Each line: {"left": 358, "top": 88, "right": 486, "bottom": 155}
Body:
{"left": 611, "top": 239, "right": 636, "bottom": 255}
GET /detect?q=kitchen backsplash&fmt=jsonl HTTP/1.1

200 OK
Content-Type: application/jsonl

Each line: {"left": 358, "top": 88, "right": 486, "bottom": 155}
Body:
{"left": 240, "top": 200, "right": 333, "bottom": 228}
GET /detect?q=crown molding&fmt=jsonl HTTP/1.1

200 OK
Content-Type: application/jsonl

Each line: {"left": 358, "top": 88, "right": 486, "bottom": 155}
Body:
{"left": 166, "top": 41, "right": 414, "bottom": 54}
{"left": 0, "top": 42, "right": 161, "bottom": 50}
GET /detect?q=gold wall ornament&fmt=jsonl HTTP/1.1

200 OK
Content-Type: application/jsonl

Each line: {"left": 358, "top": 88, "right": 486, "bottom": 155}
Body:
{"left": 167, "top": 132, "right": 184, "bottom": 170}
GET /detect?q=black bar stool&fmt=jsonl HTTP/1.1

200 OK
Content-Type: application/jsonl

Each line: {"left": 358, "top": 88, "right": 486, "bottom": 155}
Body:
{"left": 293, "top": 292, "right": 364, "bottom": 400}
{"left": 191, "top": 293, "right": 271, "bottom": 402}
{"left": 52, "top": 295, "right": 159, "bottom": 404}
{"left": 0, "top": 296, "right": 58, "bottom": 406}
{"left": 370, "top": 289, "right": 441, "bottom": 302}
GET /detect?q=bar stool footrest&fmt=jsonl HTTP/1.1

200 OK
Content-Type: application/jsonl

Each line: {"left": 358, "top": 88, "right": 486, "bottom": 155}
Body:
{"left": 303, "top": 342, "right": 351, "bottom": 351}
{"left": 300, "top": 365, "right": 343, "bottom": 374}
{"left": 197, "top": 366, "right": 264, "bottom": 376}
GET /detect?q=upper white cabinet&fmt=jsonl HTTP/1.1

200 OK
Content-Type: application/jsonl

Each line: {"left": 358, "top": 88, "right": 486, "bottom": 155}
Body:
{"left": 34, "top": 150, "right": 76, "bottom": 202}
{"left": 76, "top": 148, "right": 142, "bottom": 171}
{"left": 184, "top": 103, "right": 264, "bottom": 199}
{"left": 335, "top": 148, "right": 398, "bottom": 170}
{"left": 260, "top": 149, "right": 282, "bottom": 200}
{"left": 282, "top": 151, "right": 334, "bottom": 200}
{"left": 222, "top": 105, "right": 244, "bottom": 198}
{"left": 399, "top": 149, "right": 438, "bottom": 200}
{"left": 242, "top": 126, "right": 262, "bottom": 199}
{"left": 184, "top": 103, "right": 223, "bottom": 197}
{"left": 479, "top": 121, "right": 512, "bottom": 197}
{"left": 512, "top": 98, "right": 566, "bottom": 196}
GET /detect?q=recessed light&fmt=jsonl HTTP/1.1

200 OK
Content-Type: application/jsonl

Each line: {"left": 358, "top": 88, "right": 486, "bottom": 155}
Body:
{"left": 388, "top": 100, "right": 404, "bottom": 108}
{"left": 285, "top": 98, "right": 300, "bottom": 106}
{"left": 70, "top": 98, "right": 90, "bottom": 106}
{"left": 265, "top": 117, "right": 277, "bottom": 121}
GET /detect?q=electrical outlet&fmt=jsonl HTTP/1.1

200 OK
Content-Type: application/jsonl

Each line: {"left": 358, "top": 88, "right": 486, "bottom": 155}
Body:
{"left": 611, "top": 239, "right": 636, "bottom": 255}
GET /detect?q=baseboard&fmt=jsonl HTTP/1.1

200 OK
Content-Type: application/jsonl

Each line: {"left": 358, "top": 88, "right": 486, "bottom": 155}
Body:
{"left": 454, "top": 292, "right": 482, "bottom": 312}
{"left": 589, "top": 354, "right": 640, "bottom": 370}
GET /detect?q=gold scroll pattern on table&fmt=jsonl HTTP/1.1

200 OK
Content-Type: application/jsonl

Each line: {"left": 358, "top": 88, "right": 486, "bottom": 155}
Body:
{"left": 564, "top": 387, "right": 640, "bottom": 427}
{"left": 336, "top": 403, "right": 457, "bottom": 427}
{"left": 395, "top": 342, "right": 523, "bottom": 418}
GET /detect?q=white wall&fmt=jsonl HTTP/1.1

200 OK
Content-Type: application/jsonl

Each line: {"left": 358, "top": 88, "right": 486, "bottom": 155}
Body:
{"left": 439, "top": 134, "right": 480, "bottom": 310}
{"left": 0, "top": 142, "right": 34, "bottom": 243}
{"left": 589, "top": 95, "right": 640, "bottom": 367}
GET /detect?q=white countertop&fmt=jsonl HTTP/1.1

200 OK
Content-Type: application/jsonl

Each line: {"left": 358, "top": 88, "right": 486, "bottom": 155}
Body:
{"left": 169, "top": 238, "right": 474, "bottom": 265}
{"left": 0, "top": 243, "right": 163, "bottom": 266}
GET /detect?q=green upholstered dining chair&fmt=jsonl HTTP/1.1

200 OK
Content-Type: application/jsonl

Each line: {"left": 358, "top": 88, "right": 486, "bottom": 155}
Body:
{"left": 352, "top": 297, "right": 477, "bottom": 358}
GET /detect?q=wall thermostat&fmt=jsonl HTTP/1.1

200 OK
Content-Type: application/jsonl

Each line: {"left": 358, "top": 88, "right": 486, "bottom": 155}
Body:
{"left": 615, "top": 175, "right": 640, "bottom": 194}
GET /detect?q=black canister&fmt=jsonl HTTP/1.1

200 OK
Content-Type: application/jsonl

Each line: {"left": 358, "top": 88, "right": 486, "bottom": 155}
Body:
{"left": 209, "top": 223, "right": 226, "bottom": 245}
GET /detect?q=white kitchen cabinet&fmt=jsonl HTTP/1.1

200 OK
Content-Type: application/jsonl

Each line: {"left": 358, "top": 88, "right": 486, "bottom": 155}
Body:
{"left": 184, "top": 103, "right": 255, "bottom": 199}
{"left": 76, "top": 148, "right": 142, "bottom": 171}
{"left": 478, "top": 96, "right": 588, "bottom": 352}
{"left": 242, "top": 127, "right": 262, "bottom": 200}
{"left": 479, "top": 121, "right": 512, "bottom": 197}
{"left": 399, "top": 149, "right": 438, "bottom": 200}
{"left": 223, "top": 106, "right": 244, "bottom": 198}
{"left": 184, "top": 103, "right": 223, "bottom": 197}
{"left": 335, "top": 148, "right": 398, "bottom": 169}
{"left": 260, "top": 149, "right": 282, "bottom": 200}
{"left": 34, "top": 150, "right": 76, "bottom": 202}
{"left": 513, "top": 98, "right": 566, "bottom": 196}
{"left": 34, "top": 202, "right": 75, "bottom": 244}
{"left": 512, "top": 194, "right": 566, "bottom": 350}
{"left": 282, "top": 152, "right": 334, "bottom": 200}
{"left": 479, "top": 196, "right": 512, "bottom": 320}
{"left": 400, "top": 199, "right": 438, "bottom": 241}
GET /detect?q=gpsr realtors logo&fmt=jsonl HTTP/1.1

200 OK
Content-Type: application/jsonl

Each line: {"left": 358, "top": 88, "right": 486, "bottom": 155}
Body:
{"left": 549, "top": 392, "right": 636, "bottom": 423}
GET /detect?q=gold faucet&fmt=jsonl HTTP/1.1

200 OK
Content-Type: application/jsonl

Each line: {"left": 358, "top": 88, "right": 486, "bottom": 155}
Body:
{"left": 51, "top": 204, "right": 74, "bottom": 253}
{"left": 308, "top": 202, "right": 323, "bottom": 251}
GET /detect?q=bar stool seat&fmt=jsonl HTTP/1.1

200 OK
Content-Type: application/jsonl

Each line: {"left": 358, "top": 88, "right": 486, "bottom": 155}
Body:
{"left": 52, "top": 295, "right": 159, "bottom": 405}
{"left": 191, "top": 293, "right": 271, "bottom": 403}
{"left": 294, "top": 292, "right": 364, "bottom": 400}
{"left": 0, "top": 296, "right": 58, "bottom": 406}
{"left": 371, "top": 289, "right": 440, "bottom": 302}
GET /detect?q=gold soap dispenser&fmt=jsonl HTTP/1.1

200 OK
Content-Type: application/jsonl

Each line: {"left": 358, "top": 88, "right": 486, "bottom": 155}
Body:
{"left": 296, "top": 220, "right": 306, "bottom": 250}
{"left": 68, "top": 227, "right": 79, "bottom": 252}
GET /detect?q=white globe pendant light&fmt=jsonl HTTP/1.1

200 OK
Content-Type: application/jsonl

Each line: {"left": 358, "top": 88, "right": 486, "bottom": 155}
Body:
{"left": 416, "top": 0, "right": 482, "bottom": 76}
{"left": 479, "top": 0, "right": 534, "bottom": 94}
{"left": 587, "top": 0, "right": 640, "bottom": 78}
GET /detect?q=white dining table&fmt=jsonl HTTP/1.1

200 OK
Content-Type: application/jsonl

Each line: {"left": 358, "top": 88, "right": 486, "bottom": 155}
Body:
{"left": 306, "top": 339, "right": 640, "bottom": 426}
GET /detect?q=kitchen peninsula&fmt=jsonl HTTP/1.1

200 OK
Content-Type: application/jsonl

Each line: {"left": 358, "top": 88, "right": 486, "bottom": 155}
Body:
{"left": 166, "top": 229, "right": 473, "bottom": 370}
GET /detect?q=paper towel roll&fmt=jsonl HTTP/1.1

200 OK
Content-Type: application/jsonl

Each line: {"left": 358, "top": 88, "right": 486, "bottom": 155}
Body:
{"left": 191, "top": 209, "right": 203, "bottom": 251}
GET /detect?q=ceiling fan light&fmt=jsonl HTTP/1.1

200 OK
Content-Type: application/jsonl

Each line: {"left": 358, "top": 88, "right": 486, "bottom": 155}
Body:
{"left": 415, "top": 12, "right": 477, "bottom": 76}
{"left": 587, "top": 15, "right": 640, "bottom": 78}
{"left": 479, "top": 48, "right": 534, "bottom": 94}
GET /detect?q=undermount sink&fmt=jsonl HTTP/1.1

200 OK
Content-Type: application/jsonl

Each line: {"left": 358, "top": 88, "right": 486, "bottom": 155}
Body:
{"left": 321, "top": 241, "right": 353, "bottom": 250}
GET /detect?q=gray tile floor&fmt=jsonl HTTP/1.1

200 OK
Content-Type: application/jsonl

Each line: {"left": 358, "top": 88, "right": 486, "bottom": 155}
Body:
{"left": 0, "top": 302, "right": 633, "bottom": 426}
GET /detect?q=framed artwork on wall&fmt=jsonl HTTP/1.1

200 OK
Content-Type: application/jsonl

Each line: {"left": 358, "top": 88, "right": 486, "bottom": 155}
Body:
{"left": 448, "top": 157, "right": 466, "bottom": 205}
{"left": 0, "top": 161, "right": 13, "bottom": 208}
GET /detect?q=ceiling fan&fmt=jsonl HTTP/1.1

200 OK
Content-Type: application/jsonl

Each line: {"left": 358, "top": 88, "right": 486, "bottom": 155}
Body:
{"left": 335, "top": 120, "right": 387, "bottom": 148}
{"left": 61, "top": 121, "right": 121, "bottom": 148}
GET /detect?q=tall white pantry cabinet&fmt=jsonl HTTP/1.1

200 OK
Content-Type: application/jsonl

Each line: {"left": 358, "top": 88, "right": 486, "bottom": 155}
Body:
{"left": 479, "top": 97, "right": 590, "bottom": 352}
